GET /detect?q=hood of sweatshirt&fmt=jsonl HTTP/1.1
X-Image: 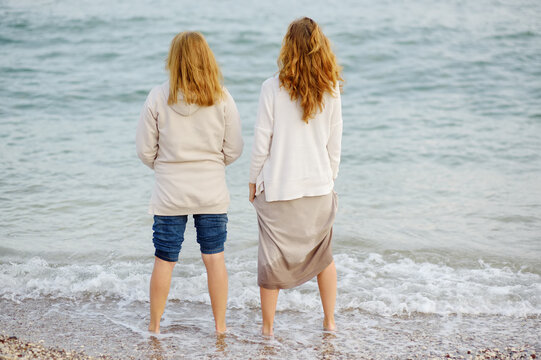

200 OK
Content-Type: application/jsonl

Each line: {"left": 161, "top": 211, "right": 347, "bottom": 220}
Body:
{"left": 161, "top": 82, "right": 201, "bottom": 116}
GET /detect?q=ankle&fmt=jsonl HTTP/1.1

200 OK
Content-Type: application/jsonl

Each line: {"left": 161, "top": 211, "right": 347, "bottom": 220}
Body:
{"left": 323, "top": 316, "right": 336, "bottom": 331}
{"left": 215, "top": 322, "right": 227, "bottom": 334}
{"left": 148, "top": 324, "right": 160, "bottom": 334}
{"left": 262, "top": 323, "right": 274, "bottom": 336}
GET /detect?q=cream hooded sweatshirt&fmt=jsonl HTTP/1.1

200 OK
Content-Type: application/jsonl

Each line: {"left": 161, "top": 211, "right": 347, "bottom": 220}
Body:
{"left": 136, "top": 82, "right": 243, "bottom": 215}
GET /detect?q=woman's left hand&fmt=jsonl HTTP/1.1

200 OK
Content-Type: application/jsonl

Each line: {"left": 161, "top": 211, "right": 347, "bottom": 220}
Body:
{"left": 249, "top": 183, "right": 256, "bottom": 203}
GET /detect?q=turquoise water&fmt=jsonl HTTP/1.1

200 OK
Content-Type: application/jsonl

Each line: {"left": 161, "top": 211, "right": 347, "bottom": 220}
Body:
{"left": 1, "top": 0, "right": 540, "bottom": 358}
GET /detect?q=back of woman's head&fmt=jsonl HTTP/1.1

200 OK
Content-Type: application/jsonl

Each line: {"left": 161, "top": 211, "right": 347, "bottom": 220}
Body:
{"left": 166, "top": 31, "right": 223, "bottom": 106}
{"left": 278, "top": 17, "right": 343, "bottom": 123}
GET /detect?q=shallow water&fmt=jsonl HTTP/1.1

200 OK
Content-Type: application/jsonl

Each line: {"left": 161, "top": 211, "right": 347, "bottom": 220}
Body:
{"left": 1, "top": 0, "right": 540, "bottom": 358}
{"left": 1, "top": 299, "right": 540, "bottom": 359}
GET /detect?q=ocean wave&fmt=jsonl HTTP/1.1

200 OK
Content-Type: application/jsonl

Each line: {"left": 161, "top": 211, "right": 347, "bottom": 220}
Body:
{"left": 1, "top": 253, "right": 539, "bottom": 317}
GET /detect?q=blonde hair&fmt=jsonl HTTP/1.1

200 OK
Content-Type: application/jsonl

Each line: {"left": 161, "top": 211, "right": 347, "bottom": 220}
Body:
{"left": 278, "top": 17, "right": 343, "bottom": 123}
{"left": 166, "top": 31, "right": 223, "bottom": 106}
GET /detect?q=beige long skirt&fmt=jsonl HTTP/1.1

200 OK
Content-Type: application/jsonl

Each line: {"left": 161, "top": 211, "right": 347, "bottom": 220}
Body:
{"left": 253, "top": 191, "right": 338, "bottom": 290}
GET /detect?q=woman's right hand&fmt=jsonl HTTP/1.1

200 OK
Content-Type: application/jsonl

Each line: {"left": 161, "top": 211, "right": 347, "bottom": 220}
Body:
{"left": 249, "top": 183, "right": 256, "bottom": 203}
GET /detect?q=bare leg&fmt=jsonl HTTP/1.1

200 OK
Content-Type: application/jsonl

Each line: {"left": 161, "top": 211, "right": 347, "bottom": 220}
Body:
{"left": 202, "top": 252, "right": 228, "bottom": 333}
{"left": 260, "top": 287, "right": 279, "bottom": 336}
{"left": 149, "top": 257, "right": 176, "bottom": 333}
{"left": 317, "top": 260, "right": 337, "bottom": 331}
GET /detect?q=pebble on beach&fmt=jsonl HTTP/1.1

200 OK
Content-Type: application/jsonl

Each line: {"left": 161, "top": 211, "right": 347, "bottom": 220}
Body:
{"left": 0, "top": 335, "right": 112, "bottom": 360}
{"left": 1, "top": 334, "right": 538, "bottom": 359}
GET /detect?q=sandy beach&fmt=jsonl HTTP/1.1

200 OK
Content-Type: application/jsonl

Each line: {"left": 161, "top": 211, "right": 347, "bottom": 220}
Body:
{"left": 1, "top": 298, "right": 539, "bottom": 359}
{"left": 0, "top": 335, "right": 111, "bottom": 360}
{"left": 0, "top": 333, "right": 538, "bottom": 359}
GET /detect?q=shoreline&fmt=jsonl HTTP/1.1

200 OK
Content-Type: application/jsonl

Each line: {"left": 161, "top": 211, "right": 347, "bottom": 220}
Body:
{"left": 0, "top": 334, "right": 537, "bottom": 359}
{"left": 1, "top": 298, "right": 539, "bottom": 359}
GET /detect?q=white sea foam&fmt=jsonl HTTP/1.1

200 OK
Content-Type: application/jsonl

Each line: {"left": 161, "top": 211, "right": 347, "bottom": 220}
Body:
{"left": 1, "top": 253, "right": 539, "bottom": 317}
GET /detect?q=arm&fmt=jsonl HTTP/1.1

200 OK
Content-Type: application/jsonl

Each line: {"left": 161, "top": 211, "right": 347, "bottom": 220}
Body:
{"left": 222, "top": 88, "right": 244, "bottom": 165}
{"left": 327, "top": 92, "right": 342, "bottom": 180}
{"left": 136, "top": 93, "right": 159, "bottom": 170}
{"left": 249, "top": 81, "right": 274, "bottom": 187}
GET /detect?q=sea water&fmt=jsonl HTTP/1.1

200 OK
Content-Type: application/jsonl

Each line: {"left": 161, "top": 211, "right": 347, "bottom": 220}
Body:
{"left": 0, "top": 0, "right": 540, "bottom": 358}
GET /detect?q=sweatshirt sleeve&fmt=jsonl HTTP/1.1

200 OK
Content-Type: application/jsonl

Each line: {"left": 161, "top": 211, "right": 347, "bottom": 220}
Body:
{"left": 327, "top": 90, "right": 342, "bottom": 180}
{"left": 222, "top": 88, "right": 244, "bottom": 165}
{"left": 136, "top": 91, "right": 159, "bottom": 170}
{"left": 249, "top": 80, "right": 274, "bottom": 183}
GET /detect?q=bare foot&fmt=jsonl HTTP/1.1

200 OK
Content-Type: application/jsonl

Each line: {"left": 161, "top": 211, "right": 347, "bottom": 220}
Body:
{"left": 323, "top": 317, "right": 336, "bottom": 331}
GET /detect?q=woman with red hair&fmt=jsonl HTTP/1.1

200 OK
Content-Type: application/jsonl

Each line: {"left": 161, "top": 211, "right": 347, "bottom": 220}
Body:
{"left": 137, "top": 31, "right": 243, "bottom": 334}
{"left": 249, "top": 17, "right": 343, "bottom": 336}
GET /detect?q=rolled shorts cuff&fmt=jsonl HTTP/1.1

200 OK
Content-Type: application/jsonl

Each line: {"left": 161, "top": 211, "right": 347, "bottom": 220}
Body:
{"left": 200, "top": 245, "right": 225, "bottom": 255}
{"left": 154, "top": 249, "right": 179, "bottom": 262}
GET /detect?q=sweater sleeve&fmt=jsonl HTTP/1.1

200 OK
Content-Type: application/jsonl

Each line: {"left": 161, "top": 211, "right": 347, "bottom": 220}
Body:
{"left": 327, "top": 90, "right": 343, "bottom": 180}
{"left": 249, "top": 80, "right": 274, "bottom": 183}
{"left": 222, "top": 88, "right": 244, "bottom": 165}
{"left": 136, "top": 91, "right": 159, "bottom": 170}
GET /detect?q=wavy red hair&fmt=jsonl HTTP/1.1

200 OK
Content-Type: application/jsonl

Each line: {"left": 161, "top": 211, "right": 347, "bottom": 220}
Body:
{"left": 278, "top": 17, "right": 343, "bottom": 123}
{"left": 166, "top": 31, "right": 223, "bottom": 106}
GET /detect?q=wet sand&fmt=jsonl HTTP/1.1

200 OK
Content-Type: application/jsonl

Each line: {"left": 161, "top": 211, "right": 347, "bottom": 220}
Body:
{"left": 0, "top": 335, "right": 111, "bottom": 359}
{"left": 0, "top": 333, "right": 537, "bottom": 359}
{"left": 1, "top": 298, "right": 539, "bottom": 359}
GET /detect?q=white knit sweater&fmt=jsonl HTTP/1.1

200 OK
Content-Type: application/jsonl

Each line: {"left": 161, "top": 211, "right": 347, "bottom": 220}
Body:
{"left": 249, "top": 77, "right": 342, "bottom": 202}
{"left": 136, "top": 82, "right": 243, "bottom": 215}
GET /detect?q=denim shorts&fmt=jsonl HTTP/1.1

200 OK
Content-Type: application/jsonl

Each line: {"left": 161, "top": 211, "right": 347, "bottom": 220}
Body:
{"left": 152, "top": 214, "right": 228, "bottom": 262}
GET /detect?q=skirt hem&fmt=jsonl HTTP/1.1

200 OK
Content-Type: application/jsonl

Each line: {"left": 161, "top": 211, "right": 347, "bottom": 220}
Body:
{"left": 258, "top": 255, "right": 333, "bottom": 290}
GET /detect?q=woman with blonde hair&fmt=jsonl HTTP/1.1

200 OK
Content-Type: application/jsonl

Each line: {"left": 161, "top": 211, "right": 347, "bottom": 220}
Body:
{"left": 249, "top": 17, "right": 343, "bottom": 335}
{"left": 137, "top": 31, "right": 243, "bottom": 334}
